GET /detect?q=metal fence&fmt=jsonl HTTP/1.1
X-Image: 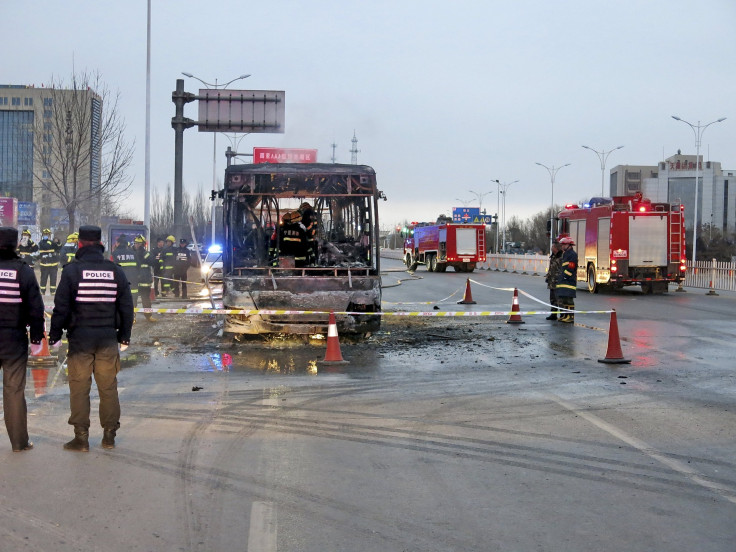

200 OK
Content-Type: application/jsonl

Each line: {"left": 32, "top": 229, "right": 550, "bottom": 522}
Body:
{"left": 382, "top": 250, "right": 736, "bottom": 292}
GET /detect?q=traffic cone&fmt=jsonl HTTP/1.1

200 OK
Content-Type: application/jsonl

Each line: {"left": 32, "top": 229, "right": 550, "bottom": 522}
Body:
{"left": 598, "top": 310, "right": 631, "bottom": 364}
{"left": 321, "top": 311, "right": 349, "bottom": 364}
{"left": 28, "top": 329, "right": 57, "bottom": 366}
{"left": 506, "top": 287, "right": 525, "bottom": 324}
{"left": 457, "top": 278, "right": 476, "bottom": 305}
{"left": 30, "top": 368, "right": 49, "bottom": 397}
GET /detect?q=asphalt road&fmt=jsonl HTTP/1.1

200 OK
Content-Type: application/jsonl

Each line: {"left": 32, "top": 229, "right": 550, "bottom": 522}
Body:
{"left": 3, "top": 258, "right": 735, "bottom": 551}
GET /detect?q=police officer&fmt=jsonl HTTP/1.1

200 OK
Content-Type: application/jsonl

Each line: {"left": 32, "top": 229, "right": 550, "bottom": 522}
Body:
{"left": 160, "top": 235, "right": 176, "bottom": 296}
{"left": 59, "top": 232, "right": 79, "bottom": 266}
{"left": 173, "top": 238, "right": 193, "bottom": 299}
{"left": 18, "top": 229, "right": 39, "bottom": 267}
{"left": 134, "top": 234, "right": 156, "bottom": 322}
{"left": 38, "top": 228, "right": 60, "bottom": 295}
{"left": 49, "top": 225, "right": 134, "bottom": 451}
{"left": 111, "top": 234, "right": 139, "bottom": 315}
{"left": 545, "top": 241, "right": 563, "bottom": 320}
{"left": 279, "top": 211, "right": 309, "bottom": 267}
{"left": 556, "top": 236, "right": 578, "bottom": 324}
{"left": 0, "top": 227, "right": 45, "bottom": 452}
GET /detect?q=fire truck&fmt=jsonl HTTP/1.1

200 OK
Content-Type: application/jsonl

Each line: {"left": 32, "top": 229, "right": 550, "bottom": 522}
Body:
{"left": 403, "top": 220, "right": 486, "bottom": 272}
{"left": 556, "top": 194, "right": 686, "bottom": 294}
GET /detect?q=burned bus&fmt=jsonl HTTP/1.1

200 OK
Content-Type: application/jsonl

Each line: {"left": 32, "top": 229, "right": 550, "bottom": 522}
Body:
{"left": 221, "top": 163, "right": 384, "bottom": 335}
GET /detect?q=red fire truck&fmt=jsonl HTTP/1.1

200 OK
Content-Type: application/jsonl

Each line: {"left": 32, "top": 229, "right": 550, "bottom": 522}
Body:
{"left": 403, "top": 221, "right": 486, "bottom": 272}
{"left": 556, "top": 194, "right": 686, "bottom": 294}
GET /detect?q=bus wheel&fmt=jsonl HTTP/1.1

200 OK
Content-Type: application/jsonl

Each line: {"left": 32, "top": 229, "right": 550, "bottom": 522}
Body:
{"left": 587, "top": 265, "right": 598, "bottom": 294}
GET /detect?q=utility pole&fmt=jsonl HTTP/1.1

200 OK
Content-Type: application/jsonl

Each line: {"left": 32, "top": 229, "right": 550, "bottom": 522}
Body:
{"left": 171, "top": 79, "right": 195, "bottom": 241}
{"left": 350, "top": 131, "right": 359, "bottom": 165}
{"left": 331, "top": 141, "right": 338, "bottom": 163}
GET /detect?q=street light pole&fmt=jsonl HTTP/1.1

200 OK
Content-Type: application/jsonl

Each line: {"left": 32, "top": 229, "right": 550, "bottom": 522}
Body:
{"left": 497, "top": 180, "right": 519, "bottom": 253}
{"left": 181, "top": 72, "right": 251, "bottom": 245}
{"left": 536, "top": 162, "right": 570, "bottom": 254}
{"left": 490, "top": 179, "right": 500, "bottom": 253}
{"left": 468, "top": 189, "right": 492, "bottom": 215}
{"left": 671, "top": 115, "right": 726, "bottom": 265}
{"left": 581, "top": 145, "right": 623, "bottom": 197}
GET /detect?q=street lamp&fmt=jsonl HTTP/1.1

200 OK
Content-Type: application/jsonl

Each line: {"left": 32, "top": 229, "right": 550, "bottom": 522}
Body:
{"left": 181, "top": 72, "right": 251, "bottom": 245}
{"left": 497, "top": 180, "right": 519, "bottom": 253}
{"left": 455, "top": 198, "right": 473, "bottom": 207}
{"left": 468, "top": 189, "right": 493, "bottom": 215}
{"left": 536, "top": 162, "right": 570, "bottom": 254}
{"left": 581, "top": 145, "right": 623, "bottom": 197}
{"left": 671, "top": 115, "right": 726, "bottom": 265}
{"left": 490, "top": 179, "right": 500, "bottom": 253}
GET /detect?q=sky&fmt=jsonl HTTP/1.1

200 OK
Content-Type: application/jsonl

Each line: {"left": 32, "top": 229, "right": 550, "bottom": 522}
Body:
{"left": 4, "top": 0, "right": 736, "bottom": 230}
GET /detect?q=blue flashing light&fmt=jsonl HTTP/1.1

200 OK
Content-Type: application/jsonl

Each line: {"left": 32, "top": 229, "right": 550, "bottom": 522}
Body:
{"left": 208, "top": 244, "right": 222, "bottom": 254}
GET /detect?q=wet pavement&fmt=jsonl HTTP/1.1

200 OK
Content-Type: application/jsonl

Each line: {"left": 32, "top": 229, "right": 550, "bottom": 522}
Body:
{"left": 4, "top": 260, "right": 736, "bottom": 551}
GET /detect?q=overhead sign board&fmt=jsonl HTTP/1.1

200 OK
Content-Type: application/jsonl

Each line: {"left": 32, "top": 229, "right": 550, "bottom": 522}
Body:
{"left": 18, "top": 202, "right": 37, "bottom": 225}
{"left": 452, "top": 207, "right": 480, "bottom": 223}
{"left": 197, "top": 89, "right": 285, "bottom": 133}
{"left": 253, "top": 147, "right": 318, "bottom": 164}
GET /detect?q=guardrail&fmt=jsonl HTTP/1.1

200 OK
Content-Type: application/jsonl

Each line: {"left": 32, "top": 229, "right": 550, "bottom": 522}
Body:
{"left": 380, "top": 249, "right": 736, "bottom": 292}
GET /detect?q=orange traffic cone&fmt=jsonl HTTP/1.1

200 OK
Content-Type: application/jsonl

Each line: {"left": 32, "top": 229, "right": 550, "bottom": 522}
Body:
{"left": 28, "top": 329, "right": 57, "bottom": 366}
{"left": 598, "top": 310, "right": 631, "bottom": 364}
{"left": 31, "top": 368, "right": 49, "bottom": 397}
{"left": 321, "top": 311, "right": 349, "bottom": 364}
{"left": 457, "top": 278, "right": 477, "bottom": 305}
{"left": 506, "top": 287, "right": 525, "bottom": 324}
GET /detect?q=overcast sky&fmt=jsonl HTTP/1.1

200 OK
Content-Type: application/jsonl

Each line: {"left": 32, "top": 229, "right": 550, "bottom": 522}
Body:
{"left": 4, "top": 0, "right": 735, "bottom": 228}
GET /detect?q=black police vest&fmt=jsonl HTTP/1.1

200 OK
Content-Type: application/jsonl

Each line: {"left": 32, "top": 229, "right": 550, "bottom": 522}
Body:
{"left": 0, "top": 259, "right": 25, "bottom": 329}
{"left": 65, "top": 260, "right": 122, "bottom": 328}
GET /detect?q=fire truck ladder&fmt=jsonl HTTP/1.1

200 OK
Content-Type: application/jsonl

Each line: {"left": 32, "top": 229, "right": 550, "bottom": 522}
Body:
{"left": 669, "top": 210, "right": 682, "bottom": 261}
{"left": 477, "top": 229, "right": 485, "bottom": 256}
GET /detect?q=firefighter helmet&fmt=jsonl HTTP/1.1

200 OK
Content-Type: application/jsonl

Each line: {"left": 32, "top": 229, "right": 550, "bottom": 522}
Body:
{"left": 134, "top": 234, "right": 146, "bottom": 244}
{"left": 282, "top": 211, "right": 302, "bottom": 223}
{"left": 558, "top": 237, "right": 575, "bottom": 245}
{"left": 21, "top": 229, "right": 31, "bottom": 236}
{"left": 42, "top": 228, "right": 51, "bottom": 235}
{"left": 67, "top": 232, "right": 78, "bottom": 242}
{"left": 166, "top": 235, "right": 175, "bottom": 243}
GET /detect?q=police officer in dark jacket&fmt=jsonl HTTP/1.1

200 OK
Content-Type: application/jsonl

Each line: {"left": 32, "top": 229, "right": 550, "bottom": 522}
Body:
{"left": 0, "top": 227, "right": 45, "bottom": 452}
{"left": 38, "top": 228, "right": 60, "bottom": 295}
{"left": 111, "top": 234, "right": 139, "bottom": 314}
{"left": 173, "top": 238, "right": 193, "bottom": 299}
{"left": 49, "top": 225, "right": 134, "bottom": 451}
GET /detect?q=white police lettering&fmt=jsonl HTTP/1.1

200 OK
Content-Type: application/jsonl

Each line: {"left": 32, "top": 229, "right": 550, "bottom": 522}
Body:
{"left": 82, "top": 270, "right": 114, "bottom": 280}
{"left": 0, "top": 269, "right": 18, "bottom": 279}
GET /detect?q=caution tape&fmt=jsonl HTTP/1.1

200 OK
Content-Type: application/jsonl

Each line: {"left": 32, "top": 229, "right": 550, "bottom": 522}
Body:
{"left": 131, "top": 307, "right": 613, "bottom": 317}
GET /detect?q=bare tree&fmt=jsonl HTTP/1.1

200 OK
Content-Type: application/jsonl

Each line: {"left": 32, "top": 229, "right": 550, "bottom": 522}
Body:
{"left": 150, "top": 185, "right": 210, "bottom": 243}
{"left": 30, "top": 70, "right": 134, "bottom": 232}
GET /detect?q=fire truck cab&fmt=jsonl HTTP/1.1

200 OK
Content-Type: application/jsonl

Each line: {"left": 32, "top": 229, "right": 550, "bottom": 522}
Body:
{"left": 556, "top": 194, "right": 686, "bottom": 294}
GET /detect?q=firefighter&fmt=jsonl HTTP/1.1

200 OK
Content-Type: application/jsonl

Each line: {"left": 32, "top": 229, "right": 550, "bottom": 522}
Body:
{"left": 18, "top": 229, "right": 38, "bottom": 267}
{"left": 133, "top": 235, "right": 157, "bottom": 322}
{"left": 150, "top": 237, "right": 165, "bottom": 297}
{"left": 111, "top": 235, "right": 139, "bottom": 318}
{"left": 60, "top": 232, "right": 79, "bottom": 266}
{"left": 173, "top": 238, "right": 193, "bottom": 299}
{"left": 38, "top": 228, "right": 61, "bottom": 295}
{"left": 160, "top": 235, "right": 176, "bottom": 296}
{"left": 279, "top": 211, "right": 309, "bottom": 267}
{"left": 49, "top": 225, "right": 133, "bottom": 451}
{"left": 298, "top": 201, "right": 318, "bottom": 264}
{"left": 0, "top": 226, "right": 45, "bottom": 452}
{"left": 556, "top": 236, "right": 578, "bottom": 323}
{"left": 545, "top": 241, "right": 563, "bottom": 320}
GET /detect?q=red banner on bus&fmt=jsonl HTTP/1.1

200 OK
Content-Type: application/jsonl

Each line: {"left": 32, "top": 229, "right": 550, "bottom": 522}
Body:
{"left": 253, "top": 147, "right": 318, "bottom": 164}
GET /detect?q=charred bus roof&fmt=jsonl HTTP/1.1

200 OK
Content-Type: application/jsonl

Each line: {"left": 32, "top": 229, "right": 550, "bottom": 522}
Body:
{"left": 225, "top": 163, "right": 379, "bottom": 197}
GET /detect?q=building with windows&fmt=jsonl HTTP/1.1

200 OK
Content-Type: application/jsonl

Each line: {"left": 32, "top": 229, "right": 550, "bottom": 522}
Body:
{"left": 611, "top": 153, "right": 736, "bottom": 235}
{"left": 0, "top": 84, "right": 102, "bottom": 229}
